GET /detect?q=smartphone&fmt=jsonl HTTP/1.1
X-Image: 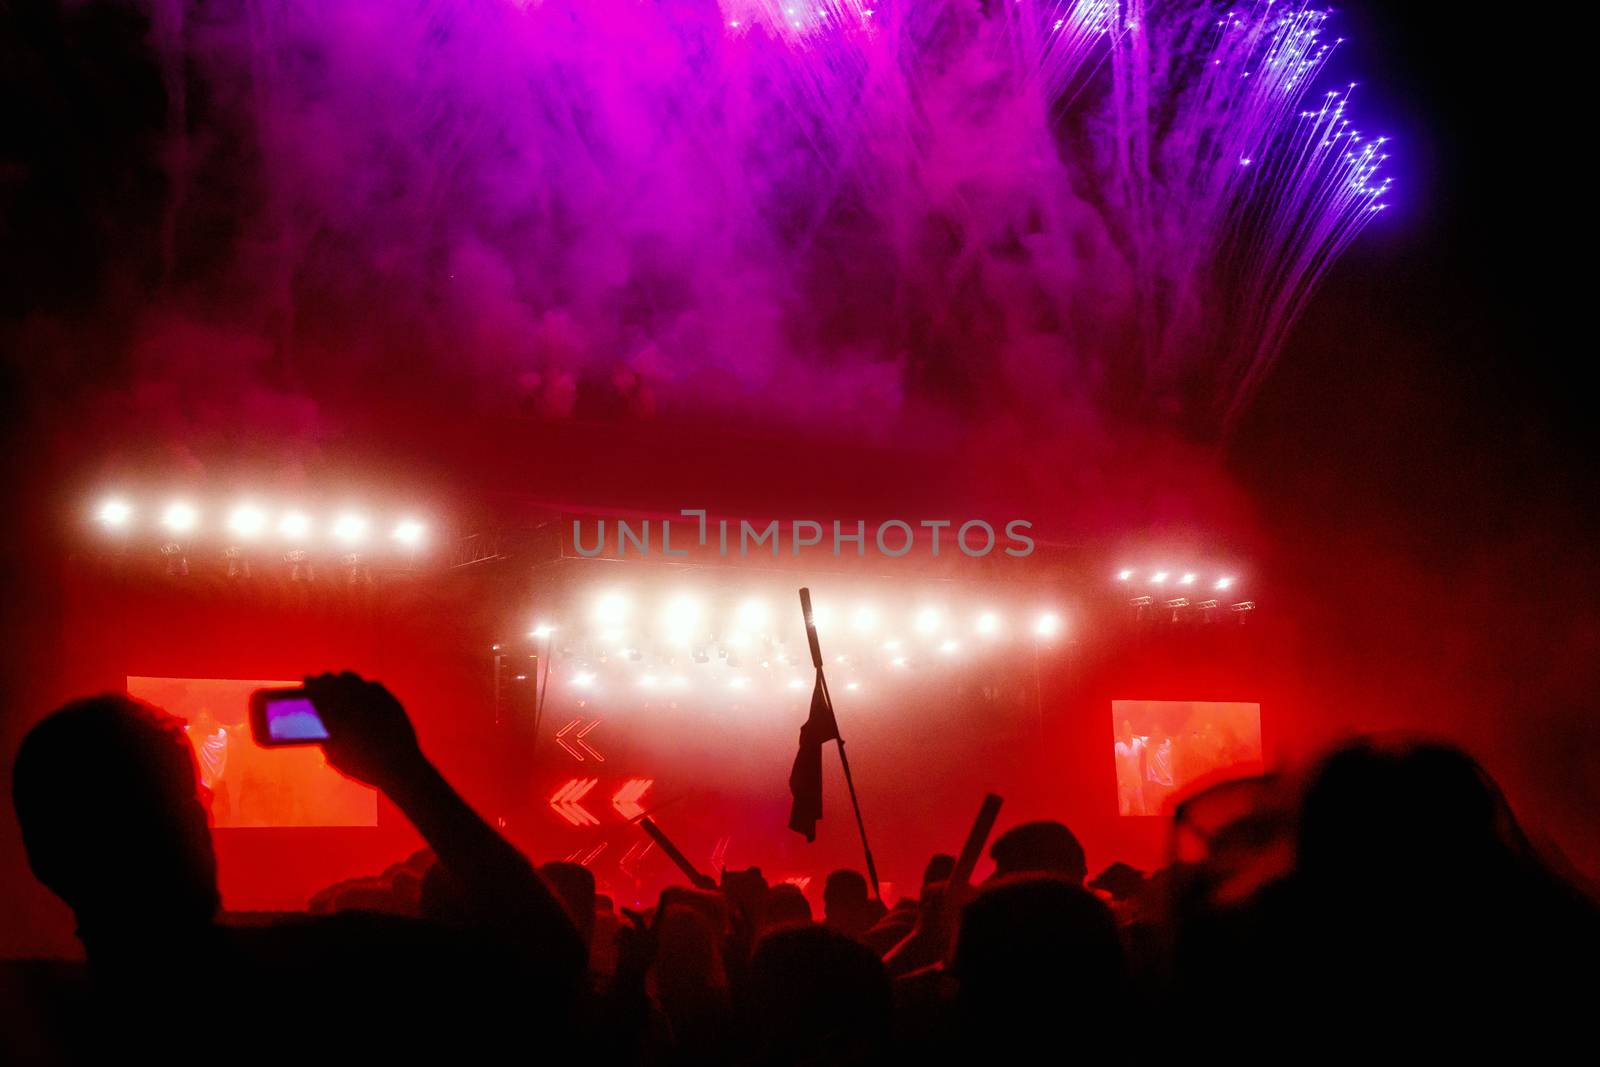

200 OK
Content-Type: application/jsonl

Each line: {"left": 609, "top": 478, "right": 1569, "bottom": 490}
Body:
{"left": 249, "top": 686, "right": 330, "bottom": 745}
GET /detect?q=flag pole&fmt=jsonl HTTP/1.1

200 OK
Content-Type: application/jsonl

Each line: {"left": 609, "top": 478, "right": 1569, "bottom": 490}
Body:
{"left": 801, "top": 588, "right": 881, "bottom": 900}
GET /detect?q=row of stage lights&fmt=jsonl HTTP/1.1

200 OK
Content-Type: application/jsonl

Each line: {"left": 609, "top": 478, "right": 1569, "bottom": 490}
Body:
{"left": 1113, "top": 568, "right": 1256, "bottom": 622}
{"left": 502, "top": 592, "right": 1067, "bottom": 699}
{"left": 560, "top": 592, "right": 1064, "bottom": 646}
{"left": 1116, "top": 569, "right": 1237, "bottom": 591}
{"left": 91, "top": 496, "right": 428, "bottom": 550}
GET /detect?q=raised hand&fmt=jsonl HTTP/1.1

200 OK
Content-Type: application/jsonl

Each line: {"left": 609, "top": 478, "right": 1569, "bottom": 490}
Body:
{"left": 304, "top": 672, "right": 425, "bottom": 792}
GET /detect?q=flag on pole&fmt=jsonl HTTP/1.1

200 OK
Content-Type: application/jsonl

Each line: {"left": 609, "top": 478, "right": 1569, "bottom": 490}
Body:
{"left": 787, "top": 669, "right": 839, "bottom": 841}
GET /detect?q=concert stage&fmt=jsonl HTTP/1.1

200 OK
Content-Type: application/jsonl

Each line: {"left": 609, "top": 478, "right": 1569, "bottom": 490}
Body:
{"left": 64, "top": 497, "right": 1274, "bottom": 911}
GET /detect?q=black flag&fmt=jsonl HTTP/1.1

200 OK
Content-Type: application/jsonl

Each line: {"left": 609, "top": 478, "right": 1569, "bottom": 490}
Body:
{"left": 787, "top": 670, "right": 839, "bottom": 841}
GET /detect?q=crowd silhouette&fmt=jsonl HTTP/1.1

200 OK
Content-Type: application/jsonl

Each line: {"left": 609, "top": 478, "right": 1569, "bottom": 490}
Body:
{"left": 5, "top": 672, "right": 1596, "bottom": 1063}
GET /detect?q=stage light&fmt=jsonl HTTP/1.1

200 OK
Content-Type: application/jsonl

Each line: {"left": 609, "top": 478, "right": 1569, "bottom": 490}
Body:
{"left": 1215, "top": 576, "right": 1235, "bottom": 590}
{"left": 668, "top": 675, "right": 689, "bottom": 689}
{"left": 224, "top": 546, "right": 251, "bottom": 579}
{"left": 1117, "top": 569, "right": 1134, "bottom": 581}
{"left": 162, "top": 501, "right": 198, "bottom": 534}
{"left": 279, "top": 511, "right": 311, "bottom": 541}
{"left": 891, "top": 656, "right": 908, "bottom": 668}
{"left": 529, "top": 623, "right": 556, "bottom": 639}
{"left": 639, "top": 674, "right": 659, "bottom": 688}
{"left": 572, "top": 671, "right": 596, "bottom": 688}
{"left": 595, "top": 592, "right": 630, "bottom": 626}
{"left": 914, "top": 607, "right": 942, "bottom": 634}
{"left": 662, "top": 595, "right": 703, "bottom": 646}
{"left": 729, "top": 677, "right": 749, "bottom": 690}
{"left": 939, "top": 639, "right": 960, "bottom": 655}
{"left": 845, "top": 681, "right": 861, "bottom": 691}
{"left": 1150, "top": 571, "right": 1168, "bottom": 584}
{"left": 392, "top": 518, "right": 426, "bottom": 547}
{"left": 1034, "top": 612, "right": 1062, "bottom": 638}
{"left": 788, "top": 678, "right": 806, "bottom": 690}
{"left": 1179, "top": 573, "right": 1197, "bottom": 585}
{"left": 97, "top": 498, "right": 132, "bottom": 528}
{"left": 736, "top": 598, "right": 771, "bottom": 630}
{"left": 332, "top": 513, "right": 369, "bottom": 544}
{"left": 851, "top": 605, "right": 879, "bottom": 633}
{"left": 808, "top": 601, "right": 833, "bottom": 628}
{"left": 228, "top": 504, "right": 266, "bottom": 540}
{"left": 975, "top": 611, "right": 1000, "bottom": 636}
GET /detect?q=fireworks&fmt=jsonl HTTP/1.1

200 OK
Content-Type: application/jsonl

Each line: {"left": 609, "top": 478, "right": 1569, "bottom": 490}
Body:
{"left": 140, "top": 0, "right": 1390, "bottom": 430}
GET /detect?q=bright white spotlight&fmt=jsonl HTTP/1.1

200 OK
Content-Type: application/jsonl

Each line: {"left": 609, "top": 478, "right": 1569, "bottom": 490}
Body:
{"left": 661, "top": 595, "right": 703, "bottom": 646}
{"left": 736, "top": 598, "right": 771, "bottom": 630}
{"left": 851, "top": 605, "right": 878, "bottom": 633}
{"left": 1179, "top": 573, "right": 1197, "bottom": 585}
{"left": 808, "top": 601, "right": 833, "bottom": 628}
{"left": 279, "top": 511, "right": 311, "bottom": 540}
{"left": 787, "top": 678, "right": 806, "bottom": 690}
{"left": 594, "top": 592, "right": 629, "bottom": 626}
{"left": 845, "top": 681, "right": 861, "bottom": 692}
{"left": 1117, "top": 569, "right": 1134, "bottom": 581}
{"left": 228, "top": 504, "right": 266, "bottom": 540}
{"left": 639, "top": 674, "right": 659, "bottom": 689}
{"left": 728, "top": 677, "right": 749, "bottom": 690}
{"left": 1215, "top": 576, "right": 1235, "bottom": 590}
{"left": 914, "top": 608, "right": 942, "bottom": 634}
{"left": 571, "top": 671, "right": 596, "bottom": 688}
{"left": 975, "top": 611, "right": 1000, "bottom": 637}
{"left": 1150, "top": 571, "right": 1168, "bottom": 584}
{"left": 939, "top": 639, "right": 960, "bottom": 655}
{"left": 529, "top": 623, "right": 556, "bottom": 639}
{"left": 392, "top": 518, "right": 426, "bottom": 547}
{"left": 1034, "top": 612, "right": 1062, "bottom": 638}
{"left": 162, "top": 501, "right": 198, "bottom": 534}
{"left": 97, "top": 498, "right": 132, "bottom": 528}
{"left": 891, "top": 656, "right": 908, "bottom": 668}
{"left": 332, "top": 513, "right": 369, "bottom": 544}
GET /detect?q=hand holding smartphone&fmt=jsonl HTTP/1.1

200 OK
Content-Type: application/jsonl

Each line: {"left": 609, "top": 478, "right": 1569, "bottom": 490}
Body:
{"left": 249, "top": 686, "right": 330, "bottom": 745}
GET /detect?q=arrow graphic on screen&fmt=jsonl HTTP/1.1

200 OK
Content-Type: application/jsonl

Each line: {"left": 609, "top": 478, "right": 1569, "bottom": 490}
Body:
{"left": 612, "top": 778, "right": 653, "bottom": 820}
{"left": 555, "top": 718, "right": 604, "bottom": 762}
{"left": 550, "top": 777, "right": 600, "bottom": 826}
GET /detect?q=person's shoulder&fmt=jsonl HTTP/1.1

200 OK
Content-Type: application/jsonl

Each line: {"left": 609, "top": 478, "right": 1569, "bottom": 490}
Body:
{"left": 224, "top": 909, "right": 483, "bottom": 967}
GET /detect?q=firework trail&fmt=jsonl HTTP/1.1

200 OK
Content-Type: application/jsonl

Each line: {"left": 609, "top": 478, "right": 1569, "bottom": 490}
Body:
{"left": 1100, "top": 0, "right": 1391, "bottom": 422}
{"left": 80, "top": 0, "right": 1390, "bottom": 435}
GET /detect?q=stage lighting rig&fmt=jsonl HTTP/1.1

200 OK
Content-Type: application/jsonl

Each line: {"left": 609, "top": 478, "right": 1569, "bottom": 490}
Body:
{"left": 96, "top": 498, "right": 132, "bottom": 528}
{"left": 82, "top": 491, "right": 436, "bottom": 580}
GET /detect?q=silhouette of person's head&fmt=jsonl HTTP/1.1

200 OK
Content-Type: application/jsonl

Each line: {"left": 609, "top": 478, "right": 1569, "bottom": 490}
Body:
{"left": 538, "top": 860, "right": 597, "bottom": 946}
{"left": 988, "top": 820, "right": 1087, "bottom": 884}
{"left": 1297, "top": 737, "right": 1518, "bottom": 898}
{"left": 747, "top": 923, "right": 891, "bottom": 1065}
{"left": 922, "top": 852, "right": 956, "bottom": 887}
{"left": 823, "top": 868, "right": 873, "bottom": 934}
{"left": 764, "top": 882, "right": 814, "bottom": 927}
{"left": 13, "top": 695, "right": 219, "bottom": 945}
{"left": 953, "top": 875, "right": 1125, "bottom": 1045}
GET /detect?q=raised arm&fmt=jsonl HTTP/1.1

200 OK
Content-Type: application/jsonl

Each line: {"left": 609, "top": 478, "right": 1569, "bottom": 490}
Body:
{"left": 305, "top": 672, "right": 584, "bottom": 975}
